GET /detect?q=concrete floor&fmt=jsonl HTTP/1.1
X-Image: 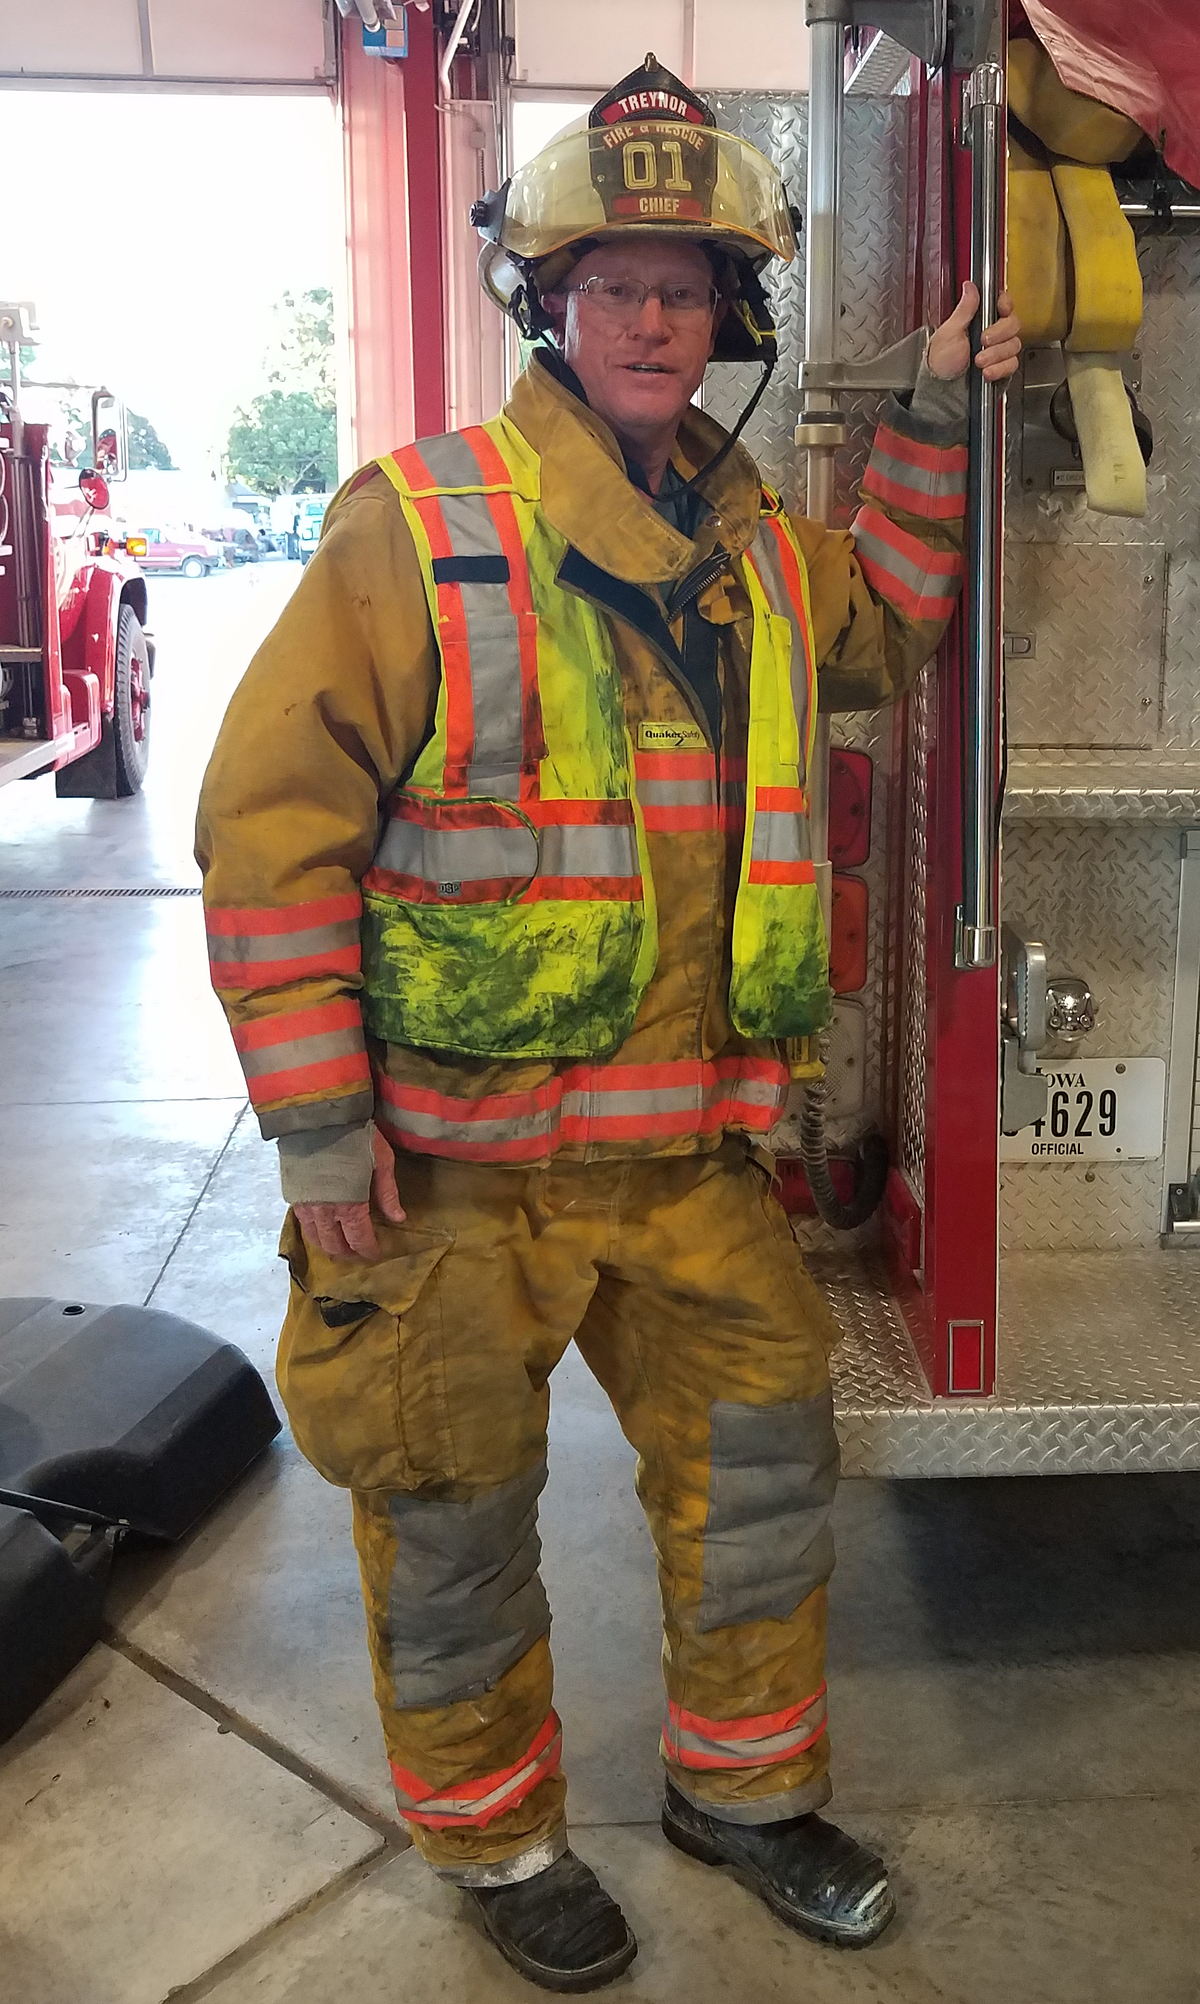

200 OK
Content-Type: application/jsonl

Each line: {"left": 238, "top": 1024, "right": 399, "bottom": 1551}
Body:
{"left": 2, "top": 564, "right": 1199, "bottom": 2003}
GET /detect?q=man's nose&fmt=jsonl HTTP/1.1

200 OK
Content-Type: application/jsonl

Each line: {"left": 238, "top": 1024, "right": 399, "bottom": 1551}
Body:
{"left": 630, "top": 290, "right": 671, "bottom": 337}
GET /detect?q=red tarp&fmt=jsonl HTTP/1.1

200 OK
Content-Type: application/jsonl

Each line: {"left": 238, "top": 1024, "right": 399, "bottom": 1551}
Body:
{"left": 1022, "top": 0, "right": 1200, "bottom": 190}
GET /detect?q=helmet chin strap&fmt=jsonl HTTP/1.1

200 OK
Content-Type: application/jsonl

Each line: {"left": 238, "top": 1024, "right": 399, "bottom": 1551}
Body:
{"left": 679, "top": 351, "right": 777, "bottom": 497}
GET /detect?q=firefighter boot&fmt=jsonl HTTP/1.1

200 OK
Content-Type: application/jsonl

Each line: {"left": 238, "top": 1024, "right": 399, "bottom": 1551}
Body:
{"left": 661, "top": 1781, "right": 894, "bottom": 1947}
{"left": 467, "top": 1850, "right": 637, "bottom": 1993}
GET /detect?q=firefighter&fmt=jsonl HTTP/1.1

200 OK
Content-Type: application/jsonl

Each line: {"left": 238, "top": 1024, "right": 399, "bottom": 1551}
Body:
{"left": 197, "top": 58, "right": 1020, "bottom": 1994}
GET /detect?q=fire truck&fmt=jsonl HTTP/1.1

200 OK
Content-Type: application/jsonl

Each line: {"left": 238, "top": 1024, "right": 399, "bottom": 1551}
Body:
{"left": 0, "top": 303, "right": 152, "bottom": 798}
{"left": 666, "top": 0, "right": 1200, "bottom": 1479}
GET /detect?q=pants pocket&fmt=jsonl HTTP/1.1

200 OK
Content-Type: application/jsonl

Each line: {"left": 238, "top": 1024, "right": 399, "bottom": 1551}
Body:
{"left": 277, "top": 1209, "right": 456, "bottom": 1493}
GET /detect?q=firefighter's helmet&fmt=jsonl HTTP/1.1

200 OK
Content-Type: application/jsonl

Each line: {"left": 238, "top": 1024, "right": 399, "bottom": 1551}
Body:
{"left": 473, "top": 56, "right": 797, "bottom": 362}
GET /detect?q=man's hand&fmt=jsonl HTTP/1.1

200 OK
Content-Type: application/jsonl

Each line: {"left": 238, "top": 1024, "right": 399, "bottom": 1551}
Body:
{"left": 927, "top": 282, "right": 1022, "bottom": 383}
{"left": 294, "top": 1127, "right": 406, "bottom": 1261}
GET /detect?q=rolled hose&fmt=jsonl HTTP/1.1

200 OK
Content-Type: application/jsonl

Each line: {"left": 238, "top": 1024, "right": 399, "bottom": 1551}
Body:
{"left": 799, "top": 1072, "right": 890, "bottom": 1230}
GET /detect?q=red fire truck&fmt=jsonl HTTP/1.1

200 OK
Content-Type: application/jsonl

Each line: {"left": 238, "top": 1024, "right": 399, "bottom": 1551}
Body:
{"left": 0, "top": 302, "right": 152, "bottom": 798}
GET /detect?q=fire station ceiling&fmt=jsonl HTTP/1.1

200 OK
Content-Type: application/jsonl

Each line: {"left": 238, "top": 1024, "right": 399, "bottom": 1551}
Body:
{"left": 512, "top": 0, "right": 810, "bottom": 93}
{"left": 0, "top": 0, "right": 333, "bottom": 90}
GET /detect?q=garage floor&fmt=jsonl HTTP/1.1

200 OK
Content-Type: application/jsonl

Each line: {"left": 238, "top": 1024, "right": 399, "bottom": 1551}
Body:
{"left": 2, "top": 565, "right": 1199, "bottom": 2004}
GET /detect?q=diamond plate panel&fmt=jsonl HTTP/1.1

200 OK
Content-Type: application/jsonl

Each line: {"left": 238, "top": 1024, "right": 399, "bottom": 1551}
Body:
{"left": 706, "top": 95, "right": 913, "bottom": 1196}
{"left": 705, "top": 95, "right": 911, "bottom": 524}
{"left": 1000, "top": 821, "right": 1178, "bottom": 1249}
{"left": 1004, "top": 763, "right": 1200, "bottom": 822}
{"left": 816, "top": 1248, "right": 1200, "bottom": 1475}
{"left": 1004, "top": 544, "right": 1166, "bottom": 750}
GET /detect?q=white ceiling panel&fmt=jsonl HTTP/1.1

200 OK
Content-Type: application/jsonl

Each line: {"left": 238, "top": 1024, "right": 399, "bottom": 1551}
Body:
{"left": 1, "top": 1, "right": 144, "bottom": 77}
{"left": 513, "top": 0, "right": 685, "bottom": 89}
{"left": 148, "top": 0, "right": 328, "bottom": 82}
{"left": 695, "top": 0, "right": 810, "bottom": 92}
{"left": 0, "top": 0, "right": 331, "bottom": 86}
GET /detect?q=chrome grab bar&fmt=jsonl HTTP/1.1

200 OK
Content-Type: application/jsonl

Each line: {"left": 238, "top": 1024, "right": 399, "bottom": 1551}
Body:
{"left": 955, "top": 60, "right": 1005, "bottom": 972}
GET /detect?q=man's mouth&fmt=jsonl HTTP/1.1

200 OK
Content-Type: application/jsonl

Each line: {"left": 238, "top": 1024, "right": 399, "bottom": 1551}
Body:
{"left": 625, "top": 363, "right": 671, "bottom": 373}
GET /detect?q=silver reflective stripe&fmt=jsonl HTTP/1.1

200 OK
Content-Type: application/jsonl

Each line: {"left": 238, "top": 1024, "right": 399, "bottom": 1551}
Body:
{"left": 698, "top": 1389, "right": 839, "bottom": 1634}
{"left": 852, "top": 514, "right": 951, "bottom": 601}
{"left": 751, "top": 807, "right": 811, "bottom": 867}
{"left": 750, "top": 524, "right": 810, "bottom": 782}
{"left": 394, "top": 1722, "right": 562, "bottom": 1823}
{"left": 636, "top": 777, "right": 716, "bottom": 807}
{"left": 208, "top": 920, "right": 360, "bottom": 965}
{"left": 562, "top": 1071, "right": 782, "bottom": 1122}
{"left": 415, "top": 429, "right": 489, "bottom": 488}
{"left": 373, "top": 816, "right": 638, "bottom": 889}
{"left": 375, "top": 817, "right": 539, "bottom": 887}
{"left": 537, "top": 822, "right": 639, "bottom": 880}
{"left": 386, "top": 1459, "right": 550, "bottom": 1707}
{"left": 669, "top": 1694, "right": 827, "bottom": 1764}
{"left": 869, "top": 443, "right": 967, "bottom": 502}
{"left": 238, "top": 1023, "right": 365, "bottom": 1081}
{"left": 415, "top": 466, "right": 526, "bottom": 794}
{"left": 391, "top": 1102, "right": 553, "bottom": 1147}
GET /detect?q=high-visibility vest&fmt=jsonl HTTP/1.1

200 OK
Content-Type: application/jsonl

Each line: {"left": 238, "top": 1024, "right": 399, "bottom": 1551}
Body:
{"left": 365, "top": 416, "right": 830, "bottom": 1060}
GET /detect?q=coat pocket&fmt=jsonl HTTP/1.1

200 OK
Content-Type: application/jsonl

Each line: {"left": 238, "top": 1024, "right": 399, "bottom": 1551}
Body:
{"left": 276, "top": 1210, "right": 456, "bottom": 1494}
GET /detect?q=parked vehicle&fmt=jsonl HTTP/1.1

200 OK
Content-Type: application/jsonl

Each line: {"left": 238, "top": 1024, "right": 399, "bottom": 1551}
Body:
{"left": 133, "top": 528, "right": 223, "bottom": 578}
{"left": 202, "top": 524, "right": 262, "bottom": 566}
{"left": 1, "top": 303, "right": 152, "bottom": 797}
{"left": 296, "top": 494, "right": 332, "bottom": 565}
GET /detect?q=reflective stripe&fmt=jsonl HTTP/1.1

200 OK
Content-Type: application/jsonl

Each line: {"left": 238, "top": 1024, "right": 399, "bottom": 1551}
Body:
{"left": 375, "top": 1055, "right": 789, "bottom": 1162}
{"left": 232, "top": 997, "right": 370, "bottom": 1106}
{"left": 634, "top": 746, "right": 718, "bottom": 833}
{"left": 851, "top": 503, "right": 962, "bottom": 622}
{"left": 389, "top": 430, "right": 544, "bottom": 799}
{"left": 749, "top": 783, "right": 813, "bottom": 886}
{"left": 391, "top": 1711, "right": 563, "bottom": 1831}
{"left": 747, "top": 517, "right": 816, "bottom": 785}
{"left": 366, "top": 797, "right": 641, "bottom": 905}
{"left": 862, "top": 424, "right": 968, "bottom": 521}
{"left": 662, "top": 1688, "right": 828, "bottom": 1773}
{"left": 206, "top": 894, "right": 362, "bottom": 989}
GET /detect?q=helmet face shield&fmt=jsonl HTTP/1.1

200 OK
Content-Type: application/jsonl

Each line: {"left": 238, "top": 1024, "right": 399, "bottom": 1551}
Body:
{"left": 499, "top": 121, "right": 796, "bottom": 270}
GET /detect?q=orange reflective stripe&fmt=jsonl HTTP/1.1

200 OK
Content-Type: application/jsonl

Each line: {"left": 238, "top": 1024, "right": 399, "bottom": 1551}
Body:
{"left": 851, "top": 504, "right": 962, "bottom": 622}
{"left": 663, "top": 1688, "right": 828, "bottom": 1771}
{"left": 393, "top": 443, "right": 475, "bottom": 794}
{"left": 634, "top": 746, "right": 719, "bottom": 833}
{"left": 391, "top": 1712, "right": 563, "bottom": 1831}
{"left": 375, "top": 1055, "right": 789, "bottom": 1161}
{"left": 205, "top": 894, "right": 362, "bottom": 989}
{"left": 464, "top": 425, "right": 547, "bottom": 797}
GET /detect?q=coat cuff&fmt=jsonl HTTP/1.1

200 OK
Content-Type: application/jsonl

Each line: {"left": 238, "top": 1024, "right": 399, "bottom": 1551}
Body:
{"left": 278, "top": 1121, "right": 375, "bottom": 1204}
{"left": 891, "top": 352, "right": 969, "bottom": 443}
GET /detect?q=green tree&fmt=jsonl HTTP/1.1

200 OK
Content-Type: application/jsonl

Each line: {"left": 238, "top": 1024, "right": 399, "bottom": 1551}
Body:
{"left": 225, "top": 389, "right": 337, "bottom": 496}
{"left": 127, "top": 410, "right": 175, "bottom": 470}
{"left": 265, "top": 287, "right": 335, "bottom": 411}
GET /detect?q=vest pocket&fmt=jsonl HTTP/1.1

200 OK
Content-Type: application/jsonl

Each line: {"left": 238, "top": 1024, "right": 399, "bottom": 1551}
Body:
{"left": 276, "top": 1210, "right": 456, "bottom": 1494}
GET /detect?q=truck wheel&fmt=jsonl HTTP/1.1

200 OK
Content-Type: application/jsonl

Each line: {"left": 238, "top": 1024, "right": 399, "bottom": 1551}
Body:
{"left": 180, "top": 556, "right": 205, "bottom": 579}
{"left": 55, "top": 603, "right": 151, "bottom": 799}
{"left": 112, "top": 604, "right": 151, "bottom": 794}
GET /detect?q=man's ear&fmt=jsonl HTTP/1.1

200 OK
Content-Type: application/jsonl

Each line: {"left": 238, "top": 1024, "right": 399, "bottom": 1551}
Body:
{"left": 541, "top": 290, "right": 567, "bottom": 341}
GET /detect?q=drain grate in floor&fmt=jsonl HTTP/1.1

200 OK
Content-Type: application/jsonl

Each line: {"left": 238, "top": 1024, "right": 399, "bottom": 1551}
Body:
{"left": 0, "top": 885, "right": 203, "bottom": 898}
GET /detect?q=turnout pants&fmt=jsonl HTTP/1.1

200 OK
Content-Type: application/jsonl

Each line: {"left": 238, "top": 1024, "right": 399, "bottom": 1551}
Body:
{"left": 277, "top": 1138, "right": 843, "bottom": 1884}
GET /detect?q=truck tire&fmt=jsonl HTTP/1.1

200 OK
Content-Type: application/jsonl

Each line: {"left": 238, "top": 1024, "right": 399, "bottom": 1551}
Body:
{"left": 180, "top": 556, "right": 205, "bottom": 579}
{"left": 54, "top": 604, "right": 151, "bottom": 799}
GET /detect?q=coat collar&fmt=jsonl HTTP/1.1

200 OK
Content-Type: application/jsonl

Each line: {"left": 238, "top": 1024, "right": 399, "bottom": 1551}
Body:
{"left": 503, "top": 351, "right": 764, "bottom": 588}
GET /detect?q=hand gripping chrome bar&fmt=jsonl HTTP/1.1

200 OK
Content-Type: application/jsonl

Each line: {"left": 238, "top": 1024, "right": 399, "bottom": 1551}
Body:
{"left": 956, "top": 60, "right": 1005, "bottom": 972}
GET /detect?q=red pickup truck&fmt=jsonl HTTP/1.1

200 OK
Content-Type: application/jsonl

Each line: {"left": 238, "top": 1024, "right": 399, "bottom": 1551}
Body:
{"left": 134, "top": 527, "right": 224, "bottom": 577}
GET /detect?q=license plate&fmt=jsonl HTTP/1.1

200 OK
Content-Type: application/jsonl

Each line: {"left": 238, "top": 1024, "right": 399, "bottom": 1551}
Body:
{"left": 1000, "top": 1057, "right": 1166, "bottom": 1163}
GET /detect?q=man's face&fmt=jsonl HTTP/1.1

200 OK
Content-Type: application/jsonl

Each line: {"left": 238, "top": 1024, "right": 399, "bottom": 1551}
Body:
{"left": 545, "top": 238, "right": 722, "bottom": 445}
